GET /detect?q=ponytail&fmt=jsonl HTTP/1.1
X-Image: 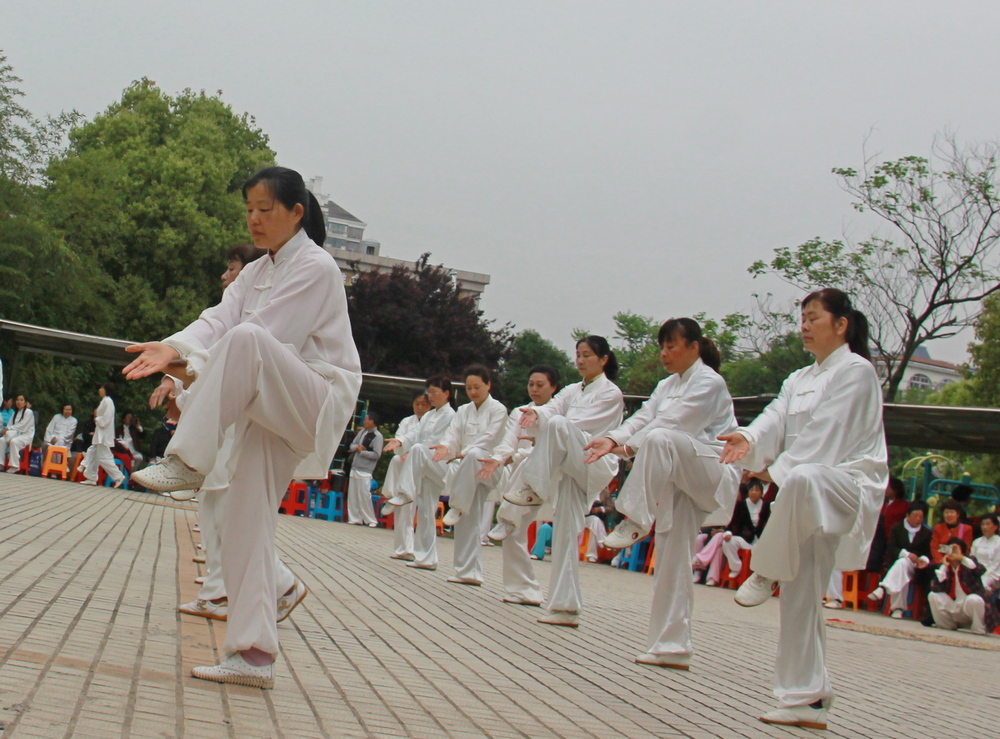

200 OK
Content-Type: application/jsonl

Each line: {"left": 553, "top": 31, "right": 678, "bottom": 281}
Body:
{"left": 802, "top": 289, "right": 872, "bottom": 361}
{"left": 303, "top": 191, "right": 326, "bottom": 247}
{"left": 658, "top": 317, "right": 721, "bottom": 373}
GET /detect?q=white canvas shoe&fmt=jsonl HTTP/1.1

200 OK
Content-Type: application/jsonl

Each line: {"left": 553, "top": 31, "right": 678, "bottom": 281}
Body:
{"left": 178, "top": 599, "right": 228, "bottom": 621}
{"left": 734, "top": 573, "right": 779, "bottom": 607}
{"left": 191, "top": 653, "right": 274, "bottom": 689}
{"left": 389, "top": 552, "right": 415, "bottom": 561}
{"left": 822, "top": 599, "right": 843, "bottom": 610}
{"left": 132, "top": 456, "right": 205, "bottom": 493}
{"left": 170, "top": 487, "right": 199, "bottom": 501}
{"left": 537, "top": 610, "right": 579, "bottom": 628}
{"left": 442, "top": 508, "right": 463, "bottom": 527}
{"left": 867, "top": 586, "right": 886, "bottom": 602}
{"left": 446, "top": 576, "right": 482, "bottom": 586}
{"left": 502, "top": 594, "right": 542, "bottom": 606}
{"left": 602, "top": 519, "right": 651, "bottom": 550}
{"left": 634, "top": 652, "right": 691, "bottom": 671}
{"left": 503, "top": 487, "right": 542, "bottom": 507}
{"left": 488, "top": 519, "right": 516, "bottom": 542}
{"left": 759, "top": 704, "right": 827, "bottom": 730}
{"left": 276, "top": 579, "right": 308, "bottom": 623}
{"left": 385, "top": 492, "right": 413, "bottom": 507}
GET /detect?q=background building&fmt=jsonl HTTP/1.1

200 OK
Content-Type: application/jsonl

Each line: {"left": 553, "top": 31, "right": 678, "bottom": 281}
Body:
{"left": 876, "top": 346, "right": 964, "bottom": 393}
{"left": 306, "top": 176, "right": 490, "bottom": 304}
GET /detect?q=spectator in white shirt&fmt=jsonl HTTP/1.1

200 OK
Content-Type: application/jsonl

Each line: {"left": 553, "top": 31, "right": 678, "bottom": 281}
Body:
{"left": 971, "top": 514, "right": 1000, "bottom": 593}
{"left": 43, "top": 404, "right": 78, "bottom": 454}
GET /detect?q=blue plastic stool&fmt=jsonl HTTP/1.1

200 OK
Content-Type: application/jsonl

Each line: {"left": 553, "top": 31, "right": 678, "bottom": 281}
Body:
{"left": 310, "top": 488, "right": 344, "bottom": 522}
{"left": 617, "top": 537, "right": 652, "bottom": 572}
{"left": 104, "top": 459, "right": 130, "bottom": 488}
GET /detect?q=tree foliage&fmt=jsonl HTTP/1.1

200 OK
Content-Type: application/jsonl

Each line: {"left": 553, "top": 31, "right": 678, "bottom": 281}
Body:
{"left": 495, "top": 329, "right": 576, "bottom": 406}
{"left": 750, "top": 134, "right": 1000, "bottom": 401}
{"left": 346, "top": 254, "right": 513, "bottom": 379}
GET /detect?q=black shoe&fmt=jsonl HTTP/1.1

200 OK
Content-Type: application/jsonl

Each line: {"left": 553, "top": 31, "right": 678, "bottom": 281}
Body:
{"left": 920, "top": 615, "right": 935, "bottom": 627}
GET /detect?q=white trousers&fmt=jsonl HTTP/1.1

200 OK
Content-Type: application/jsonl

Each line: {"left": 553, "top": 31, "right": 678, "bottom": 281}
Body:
{"left": 928, "top": 592, "right": 986, "bottom": 633}
{"left": 496, "top": 466, "right": 543, "bottom": 602}
{"left": 347, "top": 470, "right": 377, "bottom": 525}
{"left": 383, "top": 456, "right": 415, "bottom": 556}
{"left": 0, "top": 432, "right": 32, "bottom": 469}
{"left": 480, "top": 501, "right": 497, "bottom": 544}
{"left": 522, "top": 417, "right": 612, "bottom": 614}
{"left": 721, "top": 535, "right": 753, "bottom": 574}
{"left": 752, "top": 464, "right": 862, "bottom": 707}
{"left": 167, "top": 323, "right": 330, "bottom": 658}
{"left": 631, "top": 429, "right": 730, "bottom": 657}
{"left": 826, "top": 569, "right": 843, "bottom": 602}
{"left": 448, "top": 448, "right": 500, "bottom": 582}
{"left": 398, "top": 443, "right": 452, "bottom": 568}
{"left": 582, "top": 516, "right": 607, "bottom": 561}
{"left": 880, "top": 557, "right": 920, "bottom": 612}
{"left": 81, "top": 442, "right": 125, "bottom": 484}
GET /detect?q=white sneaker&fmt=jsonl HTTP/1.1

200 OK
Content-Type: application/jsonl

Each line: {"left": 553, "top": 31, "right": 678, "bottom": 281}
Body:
{"left": 442, "top": 507, "right": 462, "bottom": 526}
{"left": 192, "top": 653, "right": 274, "bottom": 689}
{"left": 502, "top": 595, "right": 542, "bottom": 606}
{"left": 890, "top": 609, "right": 904, "bottom": 619}
{"left": 538, "top": 610, "right": 579, "bottom": 628}
{"left": 194, "top": 576, "right": 206, "bottom": 584}
{"left": 389, "top": 552, "right": 415, "bottom": 561}
{"left": 367, "top": 522, "right": 378, "bottom": 528}
{"left": 446, "top": 576, "right": 482, "bottom": 586}
{"left": 385, "top": 492, "right": 413, "bottom": 507}
{"left": 488, "top": 519, "right": 516, "bottom": 542}
{"left": 635, "top": 652, "right": 690, "bottom": 671}
{"left": 179, "top": 599, "right": 228, "bottom": 621}
{"left": 170, "top": 487, "right": 199, "bottom": 501}
{"left": 406, "top": 562, "right": 437, "bottom": 571}
{"left": 80, "top": 479, "right": 97, "bottom": 486}
{"left": 867, "top": 586, "right": 886, "bottom": 602}
{"left": 602, "top": 519, "right": 651, "bottom": 550}
{"left": 823, "top": 599, "right": 843, "bottom": 610}
{"left": 735, "top": 573, "right": 778, "bottom": 607}
{"left": 276, "top": 579, "right": 308, "bottom": 623}
{"left": 705, "top": 579, "right": 718, "bottom": 587}
{"left": 759, "top": 704, "right": 827, "bottom": 730}
{"left": 131, "top": 455, "right": 205, "bottom": 493}
{"left": 503, "top": 487, "right": 543, "bottom": 507}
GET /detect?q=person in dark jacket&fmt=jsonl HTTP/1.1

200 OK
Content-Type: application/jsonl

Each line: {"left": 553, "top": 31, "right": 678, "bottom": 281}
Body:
{"left": 867, "top": 501, "right": 933, "bottom": 618}
{"left": 928, "top": 537, "right": 998, "bottom": 635}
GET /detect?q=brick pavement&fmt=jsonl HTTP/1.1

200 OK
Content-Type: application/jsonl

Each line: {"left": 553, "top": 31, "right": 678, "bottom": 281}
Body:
{"left": 0, "top": 473, "right": 996, "bottom": 738}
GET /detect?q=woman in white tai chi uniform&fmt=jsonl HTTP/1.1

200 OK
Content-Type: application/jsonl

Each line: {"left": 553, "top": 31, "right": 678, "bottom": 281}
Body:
{"left": 587, "top": 318, "right": 740, "bottom": 669}
{"left": 0, "top": 394, "right": 35, "bottom": 472}
{"left": 383, "top": 375, "right": 457, "bottom": 570}
{"left": 80, "top": 385, "right": 126, "bottom": 487}
{"left": 383, "top": 391, "right": 430, "bottom": 561}
{"left": 434, "top": 365, "right": 508, "bottom": 585}
{"left": 126, "top": 166, "right": 362, "bottom": 689}
{"left": 504, "top": 336, "right": 624, "bottom": 627}
{"left": 720, "top": 288, "right": 887, "bottom": 731}
{"left": 485, "top": 365, "right": 560, "bottom": 606}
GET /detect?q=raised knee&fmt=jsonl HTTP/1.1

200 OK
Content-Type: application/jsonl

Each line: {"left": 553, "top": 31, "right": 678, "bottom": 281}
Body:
{"left": 226, "top": 322, "right": 268, "bottom": 345}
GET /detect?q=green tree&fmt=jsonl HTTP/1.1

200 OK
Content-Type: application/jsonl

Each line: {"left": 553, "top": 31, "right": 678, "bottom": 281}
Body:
{"left": 42, "top": 79, "right": 275, "bottom": 340}
{"left": 346, "top": 254, "right": 513, "bottom": 380}
{"left": 750, "top": 135, "right": 1000, "bottom": 401}
{"left": 496, "top": 329, "right": 575, "bottom": 405}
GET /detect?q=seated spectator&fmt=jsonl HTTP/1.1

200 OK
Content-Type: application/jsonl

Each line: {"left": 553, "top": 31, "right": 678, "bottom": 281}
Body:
{"left": 43, "top": 404, "right": 78, "bottom": 454}
{"left": 530, "top": 522, "right": 553, "bottom": 561}
{"left": 0, "top": 397, "right": 13, "bottom": 430}
{"left": 928, "top": 538, "right": 998, "bottom": 635}
{"left": 868, "top": 501, "right": 933, "bottom": 618}
{"left": 970, "top": 514, "right": 1000, "bottom": 593}
{"left": 116, "top": 411, "right": 145, "bottom": 466}
{"left": 868, "top": 476, "right": 910, "bottom": 571}
{"left": 582, "top": 499, "right": 609, "bottom": 563}
{"left": 931, "top": 500, "right": 974, "bottom": 564}
{"left": 693, "top": 478, "right": 770, "bottom": 586}
{"left": 0, "top": 395, "right": 35, "bottom": 472}
{"left": 148, "top": 416, "right": 177, "bottom": 463}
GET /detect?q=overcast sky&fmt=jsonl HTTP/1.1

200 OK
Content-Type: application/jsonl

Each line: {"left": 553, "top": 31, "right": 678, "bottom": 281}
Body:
{"left": 7, "top": 1, "right": 1000, "bottom": 361}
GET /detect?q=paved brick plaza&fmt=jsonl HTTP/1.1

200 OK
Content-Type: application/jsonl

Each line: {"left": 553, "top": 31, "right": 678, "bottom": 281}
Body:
{"left": 0, "top": 474, "right": 996, "bottom": 738}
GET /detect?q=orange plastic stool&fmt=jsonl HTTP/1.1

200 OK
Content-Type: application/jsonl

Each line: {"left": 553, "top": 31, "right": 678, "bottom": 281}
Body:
{"left": 69, "top": 454, "right": 86, "bottom": 482}
{"left": 41, "top": 446, "right": 70, "bottom": 480}
{"left": 719, "top": 548, "right": 753, "bottom": 590}
{"left": 578, "top": 529, "right": 591, "bottom": 561}
{"left": 841, "top": 570, "right": 878, "bottom": 611}
{"left": 435, "top": 502, "right": 445, "bottom": 536}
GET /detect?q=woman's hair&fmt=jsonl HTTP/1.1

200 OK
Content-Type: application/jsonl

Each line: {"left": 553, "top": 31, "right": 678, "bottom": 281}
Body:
{"left": 528, "top": 364, "right": 560, "bottom": 389}
{"left": 946, "top": 536, "right": 969, "bottom": 556}
{"left": 100, "top": 382, "right": 116, "bottom": 398}
{"left": 657, "top": 317, "right": 722, "bottom": 372}
{"left": 801, "top": 288, "right": 871, "bottom": 361}
{"left": 746, "top": 477, "right": 765, "bottom": 493}
{"left": 242, "top": 167, "right": 326, "bottom": 247}
{"left": 908, "top": 500, "right": 928, "bottom": 515}
{"left": 981, "top": 513, "right": 999, "bottom": 530}
{"left": 887, "top": 476, "right": 906, "bottom": 499}
{"left": 463, "top": 364, "right": 493, "bottom": 386}
{"left": 411, "top": 389, "right": 429, "bottom": 402}
{"left": 227, "top": 242, "right": 263, "bottom": 266}
{"left": 426, "top": 374, "right": 455, "bottom": 407}
{"left": 576, "top": 335, "right": 619, "bottom": 381}
{"left": 941, "top": 498, "right": 965, "bottom": 514}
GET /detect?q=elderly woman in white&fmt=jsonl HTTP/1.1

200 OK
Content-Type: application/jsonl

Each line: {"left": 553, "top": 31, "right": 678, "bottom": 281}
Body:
{"left": 719, "top": 288, "right": 887, "bottom": 731}
{"left": 587, "top": 318, "right": 740, "bottom": 671}
{"left": 125, "top": 167, "right": 362, "bottom": 689}
{"left": 503, "top": 336, "right": 624, "bottom": 628}
{"left": 0, "top": 395, "right": 35, "bottom": 471}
